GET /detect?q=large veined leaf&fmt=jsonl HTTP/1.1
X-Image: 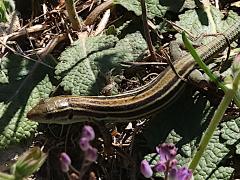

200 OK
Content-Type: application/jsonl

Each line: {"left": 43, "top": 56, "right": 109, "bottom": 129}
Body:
{"left": 0, "top": 54, "right": 53, "bottom": 149}
{"left": 140, "top": 5, "right": 240, "bottom": 179}
{"left": 55, "top": 32, "right": 147, "bottom": 95}
{"left": 114, "top": 0, "right": 196, "bottom": 18}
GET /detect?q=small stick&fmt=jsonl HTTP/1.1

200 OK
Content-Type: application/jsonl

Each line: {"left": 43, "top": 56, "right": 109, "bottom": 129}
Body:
{"left": 65, "top": 0, "right": 82, "bottom": 30}
{"left": 120, "top": 61, "right": 167, "bottom": 66}
{"left": 84, "top": 0, "right": 113, "bottom": 26}
{"left": 7, "top": 24, "right": 48, "bottom": 40}
{"left": 37, "top": 33, "right": 66, "bottom": 58}
{"left": 140, "top": 0, "right": 157, "bottom": 61}
{"left": 94, "top": 9, "right": 111, "bottom": 35}
{"left": 160, "top": 51, "right": 187, "bottom": 82}
{"left": 0, "top": 39, "right": 53, "bottom": 68}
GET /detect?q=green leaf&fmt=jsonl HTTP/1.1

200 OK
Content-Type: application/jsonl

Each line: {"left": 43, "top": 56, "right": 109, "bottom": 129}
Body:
{"left": 0, "top": 0, "right": 15, "bottom": 22}
{"left": 143, "top": 130, "right": 233, "bottom": 179}
{"left": 113, "top": 0, "right": 196, "bottom": 18}
{"left": 0, "top": 55, "right": 29, "bottom": 84}
{"left": 55, "top": 34, "right": 118, "bottom": 78}
{"left": 173, "top": 130, "right": 232, "bottom": 179}
{"left": 236, "top": 143, "right": 240, "bottom": 155}
{"left": 193, "top": 131, "right": 230, "bottom": 179}
{"left": 56, "top": 32, "right": 147, "bottom": 95}
{"left": 0, "top": 54, "right": 53, "bottom": 149}
{"left": 143, "top": 88, "right": 214, "bottom": 147}
{"left": 142, "top": 87, "right": 235, "bottom": 179}
{"left": 0, "top": 0, "right": 7, "bottom": 22}
{"left": 175, "top": 7, "right": 240, "bottom": 44}
{"left": 210, "top": 166, "right": 234, "bottom": 179}
{"left": 220, "top": 117, "right": 240, "bottom": 146}
{"left": 114, "top": 0, "right": 167, "bottom": 18}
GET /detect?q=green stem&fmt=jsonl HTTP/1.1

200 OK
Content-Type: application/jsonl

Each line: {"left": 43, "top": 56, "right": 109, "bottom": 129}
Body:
{"left": 189, "top": 82, "right": 236, "bottom": 172}
{"left": 182, "top": 33, "right": 240, "bottom": 107}
{"left": 65, "top": 0, "right": 82, "bottom": 30}
{"left": 182, "top": 32, "right": 227, "bottom": 92}
{"left": 182, "top": 32, "right": 240, "bottom": 172}
{"left": 0, "top": 172, "right": 15, "bottom": 180}
{"left": 233, "top": 70, "right": 240, "bottom": 95}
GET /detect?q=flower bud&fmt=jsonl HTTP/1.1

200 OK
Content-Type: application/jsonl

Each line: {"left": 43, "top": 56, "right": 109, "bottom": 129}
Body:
{"left": 82, "top": 125, "right": 95, "bottom": 141}
{"left": 169, "top": 167, "right": 193, "bottom": 180}
{"left": 12, "top": 147, "right": 47, "bottom": 178}
{"left": 59, "top": 152, "right": 71, "bottom": 172}
{"left": 79, "top": 137, "right": 91, "bottom": 151}
{"left": 140, "top": 160, "right": 153, "bottom": 178}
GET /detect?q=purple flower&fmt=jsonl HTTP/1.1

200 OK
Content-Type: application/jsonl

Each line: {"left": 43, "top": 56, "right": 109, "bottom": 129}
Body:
{"left": 154, "top": 161, "right": 166, "bottom": 172}
{"left": 156, "top": 143, "right": 177, "bottom": 164}
{"left": 140, "top": 144, "right": 187, "bottom": 179}
{"left": 59, "top": 152, "right": 71, "bottom": 172}
{"left": 85, "top": 147, "right": 98, "bottom": 162}
{"left": 169, "top": 167, "right": 192, "bottom": 180}
{"left": 154, "top": 143, "right": 178, "bottom": 173}
{"left": 82, "top": 125, "right": 95, "bottom": 141}
{"left": 155, "top": 158, "right": 177, "bottom": 173}
{"left": 176, "top": 167, "right": 192, "bottom": 180}
{"left": 140, "top": 160, "right": 153, "bottom": 178}
{"left": 79, "top": 137, "right": 91, "bottom": 151}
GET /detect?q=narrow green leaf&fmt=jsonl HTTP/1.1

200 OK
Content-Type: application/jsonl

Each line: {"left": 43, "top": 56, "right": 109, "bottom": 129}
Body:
{"left": 182, "top": 32, "right": 227, "bottom": 91}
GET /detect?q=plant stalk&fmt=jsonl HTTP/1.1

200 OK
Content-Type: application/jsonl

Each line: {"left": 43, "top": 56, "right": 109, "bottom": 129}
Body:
{"left": 65, "top": 0, "right": 82, "bottom": 30}
{"left": 140, "top": 0, "right": 157, "bottom": 61}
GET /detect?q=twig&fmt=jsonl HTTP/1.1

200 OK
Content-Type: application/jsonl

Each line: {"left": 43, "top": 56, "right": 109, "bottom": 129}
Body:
{"left": 140, "top": 0, "right": 157, "bottom": 61}
{"left": 7, "top": 24, "right": 48, "bottom": 40}
{"left": 0, "top": 39, "right": 53, "bottom": 68}
{"left": 84, "top": 0, "right": 113, "bottom": 26}
{"left": 37, "top": 33, "right": 66, "bottom": 58}
{"left": 120, "top": 61, "right": 167, "bottom": 66}
{"left": 0, "top": 24, "right": 47, "bottom": 54}
{"left": 65, "top": 0, "right": 82, "bottom": 30}
{"left": 94, "top": 9, "right": 111, "bottom": 35}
